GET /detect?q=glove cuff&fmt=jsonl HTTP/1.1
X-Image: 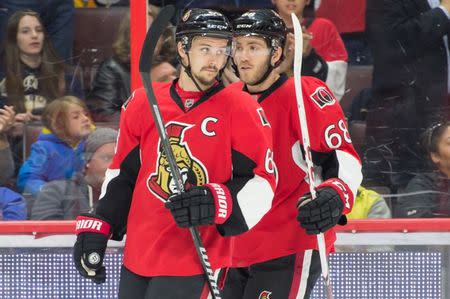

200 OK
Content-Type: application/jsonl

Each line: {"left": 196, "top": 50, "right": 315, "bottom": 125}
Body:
{"left": 204, "top": 183, "right": 232, "bottom": 225}
{"left": 318, "top": 178, "right": 353, "bottom": 214}
{"left": 75, "top": 214, "right": 111, "bottom": 237}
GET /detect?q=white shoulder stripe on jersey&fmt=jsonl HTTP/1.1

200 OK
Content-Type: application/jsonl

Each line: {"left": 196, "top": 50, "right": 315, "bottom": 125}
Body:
{"left": 336, "top": 150, "right": 362, "bottom": 198}
{"left": 99, "top": 168, "right": 121, "bottom": 200}
{"left": 236, "top": 175, "right": 274, "bottom": 229}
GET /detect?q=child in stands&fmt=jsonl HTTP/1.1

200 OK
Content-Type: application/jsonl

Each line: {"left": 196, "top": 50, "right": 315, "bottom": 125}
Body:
{"left": 17, "top": 96, "right": 93, "bottom": 197}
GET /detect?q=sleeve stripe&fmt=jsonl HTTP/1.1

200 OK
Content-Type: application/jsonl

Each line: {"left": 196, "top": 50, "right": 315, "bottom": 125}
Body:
{"left": 236, "top": 174, "right": 274, "bottom": 229}
{"left": 99, "top": 168, "right": 120, "bottom": 200}
{"left": 336, "top": 150, "right": 363, "bottom": 199}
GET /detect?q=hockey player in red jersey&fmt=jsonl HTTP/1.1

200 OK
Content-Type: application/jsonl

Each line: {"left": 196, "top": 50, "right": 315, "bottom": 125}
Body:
{"left": 72, "top": 9, "right": 276, "bottom": 299}
{"left": 223, "top": 9, "right": 362, "bottom": 299}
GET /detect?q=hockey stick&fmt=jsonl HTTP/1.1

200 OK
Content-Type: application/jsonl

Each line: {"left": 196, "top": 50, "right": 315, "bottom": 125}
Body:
{"left": 291, "top": 13, "right": 334, "bottom": 299}
{"left": 139, "top": 5, "right": 221, "bottom": 298}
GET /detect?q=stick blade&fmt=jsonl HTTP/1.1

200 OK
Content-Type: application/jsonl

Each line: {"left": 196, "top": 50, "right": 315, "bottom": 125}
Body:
{"left": 139, "top": 5, "right": 175, "bottom": 73}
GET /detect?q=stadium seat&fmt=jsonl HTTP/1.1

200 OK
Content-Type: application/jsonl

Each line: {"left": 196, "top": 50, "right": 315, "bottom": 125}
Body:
{"left": 340, "top": 65, "right": 373, "bottom": 111}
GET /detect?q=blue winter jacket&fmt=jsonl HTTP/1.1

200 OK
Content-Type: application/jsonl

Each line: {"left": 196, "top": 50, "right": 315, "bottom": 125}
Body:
{"left": 17, "top": 130, "right": 86, "bottom": 197}
{"left": 0, "top": 188, "right": 27, "bottom": 220}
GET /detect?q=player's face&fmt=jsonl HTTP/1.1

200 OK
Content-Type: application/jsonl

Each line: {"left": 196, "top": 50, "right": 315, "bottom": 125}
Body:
{"left": 431, "top": 126, "right": 450, "bottom": 178}
{"left": 188, "top": 36, "right": 230, "bottom": 88}
{"left": 17, "top": 15, "right": 44, "bottom": 57}
{"left": 272, "top": 0, "right": 309, "bottom": 17}
{"left": 233, "top": 36, "right": 272, "bottom": 85}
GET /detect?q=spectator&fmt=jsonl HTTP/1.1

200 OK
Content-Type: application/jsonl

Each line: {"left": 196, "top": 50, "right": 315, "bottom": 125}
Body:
{"left": 396, "top": 122, "right": 450, "bottom": 218}
{"left": 273, "top": 0, "right": 348, "bottom": 100}
{"left": 31, "top": 127, "right": 117, "bottom": 220}
{"left": 17, "top": 96, "right": 92, "bottom": 197}
{"left": 0, "top": 187, "right": 27, "bottom": 220}
{"left": 340, "top": 185, "right": 392, "bottom": 252}
{"left": 365, "top": 0, "right": 450, "bottom": 191}
{"left": 88, "top": 12, "right": 177, "bottom": 121}
{"left": 150, "top": 57, "right": 178, "bottom": 83}
{"left": 0, "top": 10, "right": 83, "bottom": 137}
{"left": 0, "top": 105, "right": 15, "bottom": 185}
{"left": 347, "top": 186, "right": 392, "bottom": 220}
{"left": 0, "top": 1, "right": 75, "bottom": 63}
{"left": 87, "top": 12, "right": 131, "bottom": 122}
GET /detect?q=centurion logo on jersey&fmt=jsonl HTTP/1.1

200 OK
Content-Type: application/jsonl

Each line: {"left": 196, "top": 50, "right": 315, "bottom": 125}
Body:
{"left": 147, "top": 122, "right": 208, "bottom": 201}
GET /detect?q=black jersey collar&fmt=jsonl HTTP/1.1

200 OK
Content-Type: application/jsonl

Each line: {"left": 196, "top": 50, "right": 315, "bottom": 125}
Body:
{"left": 170, "top": 79, "right": 225, "bottom": 112}
{"left": 243, "top": 73, "right": 289, "bottom": 104}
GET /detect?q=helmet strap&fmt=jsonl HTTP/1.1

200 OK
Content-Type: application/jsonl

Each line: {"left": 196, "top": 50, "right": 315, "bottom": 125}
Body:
{"left": 252, "top": 48, "right": 276, "bottom": 86}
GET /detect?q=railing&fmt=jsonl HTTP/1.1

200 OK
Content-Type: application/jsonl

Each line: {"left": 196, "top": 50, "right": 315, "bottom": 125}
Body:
{"left": 0, "top": 219, "right": 449, "bottom": 299}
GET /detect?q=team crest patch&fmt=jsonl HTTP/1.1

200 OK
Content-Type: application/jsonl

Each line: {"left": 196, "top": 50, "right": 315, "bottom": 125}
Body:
{"left": 147, "top": 122, "right": 208, "bottom": 201}
{"left": 259, "top": 291, "right": 272, "bottom": 299}
{"left": 310, "top": 86, "right": 336, "bottom": 109}
{"left": 257, "top": 108, "right": 270, "bottom": 127}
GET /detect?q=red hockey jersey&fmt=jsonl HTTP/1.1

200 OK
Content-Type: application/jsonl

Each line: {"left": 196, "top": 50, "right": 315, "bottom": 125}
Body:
{"left": 229, "top": 75, "right": 362, "bottom": 266}
{"left": 96, "top": 81, "right": 276, "bottom": 276}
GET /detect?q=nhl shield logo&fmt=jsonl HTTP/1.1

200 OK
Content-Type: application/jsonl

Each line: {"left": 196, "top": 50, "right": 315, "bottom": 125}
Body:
{"left": 147, "top": 122, "right": 208, "bottom": 201}
{"left": 310, "top": 86, "right": 336, "bottom": 109}
{"left": 259, "top": 291, "right": 272, "bottom": 299}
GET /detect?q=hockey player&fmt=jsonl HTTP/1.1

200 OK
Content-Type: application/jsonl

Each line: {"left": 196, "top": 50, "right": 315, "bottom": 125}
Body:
{"left": 223, "top": 9, "right": 362, "bottom": 299}
{"left": 72, "top": 9, "right": 277, "bottom": 299}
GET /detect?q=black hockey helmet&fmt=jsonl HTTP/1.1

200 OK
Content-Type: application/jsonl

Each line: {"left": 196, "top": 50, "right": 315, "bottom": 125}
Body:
{"left": 176, "top": 8, "right": 233, "bottom": 50}
{"left": 232, "top": 9, "right": 287, "bottom": 50}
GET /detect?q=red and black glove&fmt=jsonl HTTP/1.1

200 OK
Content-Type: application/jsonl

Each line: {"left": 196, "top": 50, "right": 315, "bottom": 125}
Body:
{"left": 297, "top": 178, "right": 352, "bottom": 235}
{"left": 73, "top": 214, "right": 111, "bottom": 284}
{"left": 165, "top": 183, "right": 232, "bottom": 228}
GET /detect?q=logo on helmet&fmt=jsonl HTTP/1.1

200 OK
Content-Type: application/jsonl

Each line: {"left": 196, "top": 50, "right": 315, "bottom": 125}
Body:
{"left": 182, "top": 10, "right": 191, "bottom": 22}
{"left": 259, "top": 291, "right": 272, "bottom": 299}
{"left": 147, "top": 122, "right": 208, "bottom": 201}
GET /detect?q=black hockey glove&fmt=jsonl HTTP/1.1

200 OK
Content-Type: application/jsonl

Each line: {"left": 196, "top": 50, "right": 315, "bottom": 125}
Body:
{"left": 297, "top": 179, "right": 352, "bottom": 235}
{"left": 73, "top": 214, "right": 111, "bottom": 284}
{"left": 165, "top": 184, "right": 232, "bottom": 228}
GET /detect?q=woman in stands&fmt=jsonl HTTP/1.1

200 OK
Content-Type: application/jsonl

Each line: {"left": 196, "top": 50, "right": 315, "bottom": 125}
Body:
{"left": 0, "top": 10, "right": 83, "bottom": 168}
{"left": 396, "top": 122, "right": 450, "bottom": 218}
{"left": 0, "top": 10, "right": 82, "bottom": 131}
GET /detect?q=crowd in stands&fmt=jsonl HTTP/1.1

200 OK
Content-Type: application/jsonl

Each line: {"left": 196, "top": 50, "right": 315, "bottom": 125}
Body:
{"left": 0, "top": 0, "right": 448, "bottom": 223}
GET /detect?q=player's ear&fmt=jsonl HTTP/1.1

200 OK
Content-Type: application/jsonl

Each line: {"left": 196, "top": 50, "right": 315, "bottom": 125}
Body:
{"left": 177, "top": 41, "right": 187, "bottom": 58}
{"left": 271, "top": 47, "right": 283, "bottom": 66}
{"left": 177, "top": 41, "right": 189, "bottom": 65}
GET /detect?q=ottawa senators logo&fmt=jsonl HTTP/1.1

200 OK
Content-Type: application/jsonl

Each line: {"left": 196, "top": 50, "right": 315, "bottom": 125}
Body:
{"left": 147, "top": 122, "right": 208, "bottom": 201}
{"left": 259, "top": 291, "right": 272, "bottom": 299}
{"left": 310, "top": 86, "right": 336, "bottom": 109}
